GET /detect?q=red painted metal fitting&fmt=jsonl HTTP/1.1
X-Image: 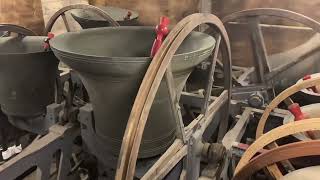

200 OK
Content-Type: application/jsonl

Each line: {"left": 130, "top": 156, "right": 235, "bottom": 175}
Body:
{"left": 47, "top": 32, "right": 55, "bottom": 39}
{"left": 288, "top": 103, "right": 315, "bottom": 139}
{"left": 43, "top": 32, "right": 55, "bottom": 50}
{"left": 150, "top": 16, "right": 170, "bottom": 58}
{"left": 303, "top": 74, "right": 312, "bottom": 81}
{"left": 288, "top": 103, "right": 306, "bottom": 121}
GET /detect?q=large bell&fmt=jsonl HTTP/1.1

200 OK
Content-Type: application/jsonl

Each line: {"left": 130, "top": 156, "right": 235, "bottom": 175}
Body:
{"left": 0, "top": 36, "right": 58, "bottom": 134}
{"left": 50, "top": 26, "right": 215, "bottom": 158}
{"left": 71, "top": 6, "right": 139, "bottom": 29}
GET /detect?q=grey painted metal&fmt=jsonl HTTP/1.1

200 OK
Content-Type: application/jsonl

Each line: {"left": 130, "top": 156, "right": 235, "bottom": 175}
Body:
{"left": 78, "top": 104, "right": 118, "bottom": 174}
{"left": 50, "top": 26, "right": 215, "bottom": 158}
{"left": 222, "top": 108, "right": 253, "bottom": 150}
{"left": 0, "top": 36, "right": 58, "bottom": 134}
{"left": 186, "top": 131, "right": 202, "bottom": 180}
{"left": 71, "top": 6, "right": 139, "bottom": 29}
{"left": 201, "top": 34, "right": 221, "bottom": 114}
{"left": 0, "top": 103, "right": 78, "bottom": 180}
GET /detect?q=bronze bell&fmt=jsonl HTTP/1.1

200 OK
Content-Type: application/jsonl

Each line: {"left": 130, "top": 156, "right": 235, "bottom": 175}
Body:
{"left": 0, "top": 36, "right": 58, "bottom": 134}
{"left": 71, "top": 6, "right": 139, "bottom": 29}
{"left": 50, "top": 26, "right": 215, "bottom": 158}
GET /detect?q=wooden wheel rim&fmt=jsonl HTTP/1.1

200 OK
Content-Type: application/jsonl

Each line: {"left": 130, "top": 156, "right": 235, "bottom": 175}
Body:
{"left": 234, "top": 77, "right": 320, "bottom": 177}
{"left": 116, "top": 13, "right": 232, "bottom": 180}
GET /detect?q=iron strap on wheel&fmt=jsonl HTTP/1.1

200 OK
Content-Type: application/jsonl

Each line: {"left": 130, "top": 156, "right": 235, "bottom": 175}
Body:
{"left": 116, "top": 13, "right": 232, "bottom": 180}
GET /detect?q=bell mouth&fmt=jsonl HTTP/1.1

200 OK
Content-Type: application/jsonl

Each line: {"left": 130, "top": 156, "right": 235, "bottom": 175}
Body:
{"left": 50, "top": 26, "right": 215, "bottom": 62}
{"left": 71, "top": 6, "right": 139, "bottom": 22}
{"left": 0, "top": 36, "right": 47, "bottom": 55}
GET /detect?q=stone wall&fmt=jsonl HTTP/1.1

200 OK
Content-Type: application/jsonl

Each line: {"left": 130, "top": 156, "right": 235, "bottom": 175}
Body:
{"left": 89, "top": 0, "right": 200, "bottom": 25}
{"left": 0, "top": 0, "right": 45, "bottom": 35}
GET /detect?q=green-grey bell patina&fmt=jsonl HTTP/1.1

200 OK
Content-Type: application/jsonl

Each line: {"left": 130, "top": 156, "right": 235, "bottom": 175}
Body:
{"left": 71, "top": 6, "right": 139, "bottom": 29}
{"left": 0, "top": 37, "right": 58, "bottom": 133}
{"left": 50, "top": 26, "right": 215, "bottom": 157}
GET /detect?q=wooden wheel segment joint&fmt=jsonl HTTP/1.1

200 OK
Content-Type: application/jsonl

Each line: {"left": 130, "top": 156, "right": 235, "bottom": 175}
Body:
{"left": 115, "top": 13, "right": 232, "bottom": 180}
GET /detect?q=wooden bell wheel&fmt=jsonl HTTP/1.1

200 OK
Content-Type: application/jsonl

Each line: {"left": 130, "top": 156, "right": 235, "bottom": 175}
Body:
{"left": 222, "top": 8, "right": 320, "bottom": 84}
{"left": 115, "top": 13, "right": 232, "bottom": 180}
{"left": 0, "top": 24, "right": 36, "bottom": 37}
{"left": 234, "top": 136, "right": 320, "bottom": 180}
{"left": 234, "top": 76, "right": 320, "bottom": 178}
{"left": 44, "top": 4, "right": 119, "bottom": 34}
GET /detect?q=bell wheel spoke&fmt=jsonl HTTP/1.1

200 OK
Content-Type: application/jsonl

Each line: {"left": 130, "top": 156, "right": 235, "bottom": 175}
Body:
{"left": 165, "top": 65, "right": 186, "bottom": 142}
{"left": 247, "top": 17, "right": 270, "bottom": 83}
{"left": 61, "top": 12, "right": 71, "bottom": 32}
{"left": 201, "top": 34, "right": 221, "bottom": 115}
